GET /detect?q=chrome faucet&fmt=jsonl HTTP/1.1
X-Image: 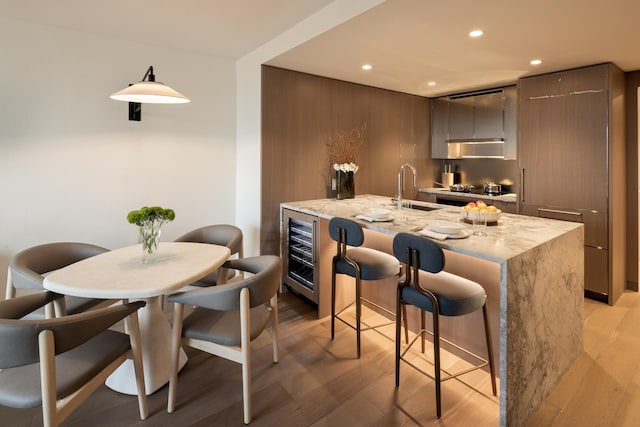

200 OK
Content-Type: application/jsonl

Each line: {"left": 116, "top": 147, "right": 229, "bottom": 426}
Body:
{"left": 397, "top": 163, "right": 417, "bottom": 211}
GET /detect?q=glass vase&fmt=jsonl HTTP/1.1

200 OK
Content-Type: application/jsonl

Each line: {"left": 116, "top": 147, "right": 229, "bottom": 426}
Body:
{"left": 336, "top": 170, "right": 355, "bottom": 200}
{"left": 139, "top": 221, "right": 163, "bottom": 263}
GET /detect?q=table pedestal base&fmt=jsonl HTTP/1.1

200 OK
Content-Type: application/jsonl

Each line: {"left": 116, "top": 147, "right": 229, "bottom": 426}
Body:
{"left": 106, "top": 296, "right": 187, "bottom": 395}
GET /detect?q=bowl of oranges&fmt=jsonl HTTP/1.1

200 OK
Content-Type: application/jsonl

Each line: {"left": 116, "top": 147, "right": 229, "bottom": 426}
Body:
{"left": 460, "top": 200, "right": 502, "bottom": 223}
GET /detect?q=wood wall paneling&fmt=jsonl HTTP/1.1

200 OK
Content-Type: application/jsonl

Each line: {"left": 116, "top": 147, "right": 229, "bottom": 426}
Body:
{"left": 261, "top": 66, "right": 437, "bottom": 255}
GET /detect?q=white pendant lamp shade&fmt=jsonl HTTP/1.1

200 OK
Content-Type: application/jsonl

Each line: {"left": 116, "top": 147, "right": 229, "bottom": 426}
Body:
{"left": 110, "top": 81, "right": 190, "bottom": 104}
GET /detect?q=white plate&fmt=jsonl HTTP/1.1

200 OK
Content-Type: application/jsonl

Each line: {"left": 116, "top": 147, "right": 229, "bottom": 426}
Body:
{"left": 355, "top": 214, "right": 393, "bottom": 222}
{"left": 420, "top": 228, "right": 471, "bottom": 240}
{"left": 446, "top": 229, "right": 472, "bottom": 239}
{"left": 364, "top": 207, "right": 392, "bottom": 219}
{"left": 430, "top": 220, "right": 465, "bottom": 235}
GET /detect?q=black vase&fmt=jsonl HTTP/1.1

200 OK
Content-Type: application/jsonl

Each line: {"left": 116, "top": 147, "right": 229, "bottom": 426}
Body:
{"left": 336, "top": 170, "right": 355, "bottom": 200}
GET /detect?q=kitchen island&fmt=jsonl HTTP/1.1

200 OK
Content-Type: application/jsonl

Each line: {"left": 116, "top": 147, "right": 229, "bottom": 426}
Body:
{"left": 281, "top": 194, "right": 584, "bottom": 427}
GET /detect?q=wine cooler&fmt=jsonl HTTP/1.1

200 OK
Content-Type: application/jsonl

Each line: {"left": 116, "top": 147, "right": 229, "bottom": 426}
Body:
{"left": 281, "top": 208, "right": 319, "bottom": 303}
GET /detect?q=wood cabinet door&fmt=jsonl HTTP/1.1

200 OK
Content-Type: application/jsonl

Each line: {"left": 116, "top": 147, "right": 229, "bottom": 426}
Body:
{"left": 519, "top": 73, "right": 562, "bottom": 99}
{"left": 559, "top": 64, "right": 608, "bottom": 94}
{"left": 519, "top": 91, "right": 608, "bottom": 212}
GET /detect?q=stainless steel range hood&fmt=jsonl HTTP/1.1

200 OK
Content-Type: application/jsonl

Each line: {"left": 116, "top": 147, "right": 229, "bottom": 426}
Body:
{"left": 446, "top": 138, "right": 505, "bottom": 159}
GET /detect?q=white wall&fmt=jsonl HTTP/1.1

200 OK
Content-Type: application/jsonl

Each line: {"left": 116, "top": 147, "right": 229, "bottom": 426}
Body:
{"left": 235, "top": 0, "right": 384, "bottom": 256}
{"left": 0, "top": 17, "right": 237, "bottom": 294}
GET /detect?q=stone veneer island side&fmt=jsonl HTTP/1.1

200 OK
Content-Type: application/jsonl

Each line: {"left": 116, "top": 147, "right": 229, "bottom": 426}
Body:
{"left": 281, "top": 194, "right": 584, "bottom": 427}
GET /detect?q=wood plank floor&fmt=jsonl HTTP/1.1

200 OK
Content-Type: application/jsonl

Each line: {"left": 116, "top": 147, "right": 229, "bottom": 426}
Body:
{"left": 2, "top": 289, "right": 639, "bottom": 426}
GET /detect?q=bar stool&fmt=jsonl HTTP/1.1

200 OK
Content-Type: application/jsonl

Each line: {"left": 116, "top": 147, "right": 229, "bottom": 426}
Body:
{"left": 329, "top": 217, "right": 400, "bottom": 358}
{"left": 392, "top": 232, "right": 497, "bottom": 418}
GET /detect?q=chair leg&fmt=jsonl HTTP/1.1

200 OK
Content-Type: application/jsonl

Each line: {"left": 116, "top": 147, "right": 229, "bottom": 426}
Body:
{"left": 240, "top": 288, "right": 252, "bottom": 424}
{"left": 5, "top": 268, "right": 15, "bottom": 299}
{"left": 167, "top": 303, "right": 185, "bottom": 414}
{"left": 355, "top": 274, "right": 362, "bottom": 359}
{"left": 402, "top": 303, "right": 409, "bottom": 344}
{"left": 395, "top": 288, "right": 403, "bottom": 387}
{"left": 126, "top": 309, "right": 148, "bottom": 420}
{"left": 432, "top": 310, "right": 442, "bottom": 418}
{"left": 270, "top": 293, "right": 280, "bottom": 363}
{"left": 483, "top": 302, "right": 497, "bottom": 396}
{"left": 38, "top": 330, "right": 57, "bottom": 427}
{"left": 331, "top": 263, "right": 337, "bottom": 340}
{"left": 420, "top": 310, "right": 426, "bottom": 353}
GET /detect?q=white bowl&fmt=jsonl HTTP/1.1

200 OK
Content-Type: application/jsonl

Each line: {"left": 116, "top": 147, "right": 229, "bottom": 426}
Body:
{"left": 430, "top": 220, "right": 465, "bottom": 235}
{"left": 460, "top": 207, "right": 502, "bottom": 222}
{"left": 364, "top": 207, "right": 392, "bottom": 219}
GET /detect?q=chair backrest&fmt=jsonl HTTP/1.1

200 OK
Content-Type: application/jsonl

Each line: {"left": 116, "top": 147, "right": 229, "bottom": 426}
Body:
{"left": 10, "top": 242, "right": 108, "bottom": 290}
{"left": 0, "top": 293, "right": 144, "bottom": 369}
{"left": 175, "top": 224, "right": 243, "bottom": 256}
{"left": 392, "top": 232, "right": 445, "bottom": 274}
{"left": 167, "top": 255, "right": 282, "bottom": 311}
{"left": 328, "top": 217, "right": 364, "bottom": 247}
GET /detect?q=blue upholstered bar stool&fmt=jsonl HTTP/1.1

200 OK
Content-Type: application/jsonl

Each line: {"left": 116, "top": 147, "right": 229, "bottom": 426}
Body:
{"left": 392, "top": 232, "right": 497, "bottom": 418}
{"left": 329, "top": 217, "right": 400, "bottom": 358}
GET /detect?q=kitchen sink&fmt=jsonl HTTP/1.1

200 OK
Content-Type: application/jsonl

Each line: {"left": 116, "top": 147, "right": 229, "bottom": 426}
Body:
{"left": 389, "top": 198, "right": 443, "bottom": 212}
{"left": 407, "top": 204, "right": 439, "bottom": 212}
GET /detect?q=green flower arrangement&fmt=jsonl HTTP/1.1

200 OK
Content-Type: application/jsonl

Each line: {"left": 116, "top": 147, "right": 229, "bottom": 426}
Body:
{"left": 127, "top": 206, "right": 175, "bottom": 261}
{"left": 127, "top": 206, "right": 176, "bottom": 226}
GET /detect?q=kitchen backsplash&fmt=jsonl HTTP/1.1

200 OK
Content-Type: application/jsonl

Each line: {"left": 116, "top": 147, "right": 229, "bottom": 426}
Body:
{"left": 437, "top": 159, "right": 518, "bottom": 193}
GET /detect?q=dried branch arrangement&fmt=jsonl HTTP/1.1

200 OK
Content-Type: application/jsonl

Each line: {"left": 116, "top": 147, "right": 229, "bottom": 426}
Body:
{"left": 325, "top": 123, "right": 367, "bottom": 166}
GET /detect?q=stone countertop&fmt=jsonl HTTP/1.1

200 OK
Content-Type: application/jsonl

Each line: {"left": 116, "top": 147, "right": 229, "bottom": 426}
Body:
{"left": 281, "top": 194, "right": 582, "bottom": 264}
{"left": 419, "top": 187, "right": 518, "bottom": 203}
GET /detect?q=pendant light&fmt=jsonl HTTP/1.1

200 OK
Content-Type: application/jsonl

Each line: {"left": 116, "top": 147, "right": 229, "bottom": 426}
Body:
{"left": 110, "top": 66, "right": 189, "bottom": 121}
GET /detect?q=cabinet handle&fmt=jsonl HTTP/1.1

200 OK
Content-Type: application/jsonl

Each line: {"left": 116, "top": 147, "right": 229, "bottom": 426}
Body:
{"left": 521, "top": 168, "right": 525, "bottom": 203}
{"left": 538, "top": 208, "right": 583, "bottom": 218}
{"left": 311, "top": 219, "right": 317, "bottom": 264}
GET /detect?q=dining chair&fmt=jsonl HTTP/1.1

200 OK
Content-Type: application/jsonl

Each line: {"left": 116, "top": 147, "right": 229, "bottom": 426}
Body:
{"left": 174, "top": 224, "right": 244, "bottom": 286}
{"left": 329, "top": 217, "right": 401, "bottom": 358}
{"left": 7, "top": 242, "right": 110, "bottom": 317}
{"left": 0, "top": 291, "right": 147, "bottom": 427}
{"left": 166, "top": 255, "right": 281, "bottom": 424}
{"left": 392, "top": 232, "right": 497, "bottom": 418}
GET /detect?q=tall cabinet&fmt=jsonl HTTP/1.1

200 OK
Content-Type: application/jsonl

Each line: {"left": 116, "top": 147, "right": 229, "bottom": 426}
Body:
{"left": 518, "top": 63, "right": 626, "bottom": 304}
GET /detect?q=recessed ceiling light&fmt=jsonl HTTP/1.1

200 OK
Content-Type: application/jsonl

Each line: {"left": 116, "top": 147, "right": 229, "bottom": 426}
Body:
{"left": 362, "top": 64, "right": 372, "bottom": 71}
{"left": 530, "top": 59, "right": 542, "bottom": 65}
{"left": 428, "top": 81, "right": 437, "bottom": 86}
{"left": 469, "top": 30, "right": 484, "bottom": 38}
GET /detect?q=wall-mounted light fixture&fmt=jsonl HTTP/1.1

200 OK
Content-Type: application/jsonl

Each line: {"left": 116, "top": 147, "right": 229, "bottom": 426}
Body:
{"left": 110, "top": 65, "right": 190, "bottom": 121}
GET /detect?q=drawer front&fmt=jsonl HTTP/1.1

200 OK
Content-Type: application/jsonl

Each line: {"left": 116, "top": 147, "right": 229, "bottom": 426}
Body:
{"left": 521, "top": 205, "right": 607, "bottom": 248}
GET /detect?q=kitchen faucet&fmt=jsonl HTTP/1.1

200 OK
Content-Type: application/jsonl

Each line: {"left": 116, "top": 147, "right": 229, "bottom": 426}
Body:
{"left": 397, "top": 163, "right": 417, "bottom": 212}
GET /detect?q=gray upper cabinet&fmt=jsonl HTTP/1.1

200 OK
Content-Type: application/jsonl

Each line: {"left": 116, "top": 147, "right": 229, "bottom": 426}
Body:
{"left": 448, "top": 96, "right": 475, "bottom": 140}
{"left": 431, "top": 99, "right": 449, "bottom": 159}
{"left": 431, "top": 87, "right": 517, "bottom": 160}
{"left": 471, "top": 91, "right": 503, "bottom": 138}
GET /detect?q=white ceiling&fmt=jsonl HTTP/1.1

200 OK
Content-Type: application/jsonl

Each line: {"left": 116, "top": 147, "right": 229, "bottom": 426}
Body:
{"left": 5, "top": 0, "right": 640, "bottom": 98}
{"left": 2, "top": 0, "right": 334, "bottom": 59}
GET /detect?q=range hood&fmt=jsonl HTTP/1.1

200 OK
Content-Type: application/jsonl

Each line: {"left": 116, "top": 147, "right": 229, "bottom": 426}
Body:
{"left": 446, "top": 138, "right": 505, "bottom": 159}
{"left": 431, "top": 86, "right": 517, "bottom": 160}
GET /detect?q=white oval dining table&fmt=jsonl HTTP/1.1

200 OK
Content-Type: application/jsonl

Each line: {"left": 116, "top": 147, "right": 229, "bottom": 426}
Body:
{"left": 43, "top": 242, "right": 231, "bottom": 395}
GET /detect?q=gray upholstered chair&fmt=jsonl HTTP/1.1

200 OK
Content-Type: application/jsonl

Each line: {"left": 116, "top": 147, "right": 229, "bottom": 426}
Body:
{"left": 174, "top": 224, "right": 244, "bottom": 286}
{"left": 328, "top": 217, "right": 400, "bottom": 358}
{"left": 6, "top": 242, "right": 110, "bottom": 317}
{"left": 392, "top": 232, "right": 497, "bottom": 418}
{"left": 166, "top": 255, "right": 281, "bottom": 424}
{"left": 0, "top": 291, "right": 147, "bottom": 427}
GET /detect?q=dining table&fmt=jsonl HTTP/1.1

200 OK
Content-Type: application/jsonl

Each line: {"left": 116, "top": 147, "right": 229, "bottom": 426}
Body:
{"left": 43, "top": 241, "right": 231, "bottom": 395}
